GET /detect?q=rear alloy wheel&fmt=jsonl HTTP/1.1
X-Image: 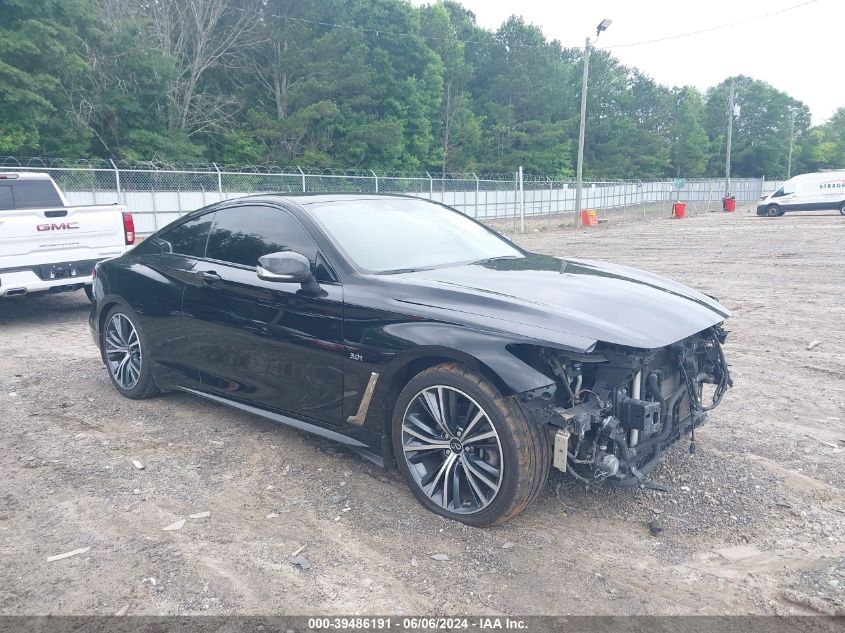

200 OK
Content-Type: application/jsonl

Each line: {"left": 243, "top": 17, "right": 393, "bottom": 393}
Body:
{"left": 392, "top": 363, "right": 550, "bottom": 526}
{"left": 102, "top": 307, "right": 159, "bottom": 399}
{"left": 765, "top": 204, "right": 781, "bottom": 217}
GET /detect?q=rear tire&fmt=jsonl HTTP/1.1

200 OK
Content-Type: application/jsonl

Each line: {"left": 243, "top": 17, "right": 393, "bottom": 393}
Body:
{"left": 101, "top": 306, "right": 160, "bottom": 399}
{"left": 392, "top": 362, "right": 550, "bottom": 526}
{"left": 839, "top": 201, "right": 845, "bottom": 216}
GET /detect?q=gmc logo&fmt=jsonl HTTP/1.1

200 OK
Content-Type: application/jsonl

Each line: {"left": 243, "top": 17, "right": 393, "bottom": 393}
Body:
{"left": 37, "top": 222, "right": 79, "bottom": 231}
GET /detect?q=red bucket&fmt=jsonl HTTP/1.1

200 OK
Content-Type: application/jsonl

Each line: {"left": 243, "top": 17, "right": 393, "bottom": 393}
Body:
{"left": 580, "top": 209, "right": 598, "bottom": 227}
{"left": 672, "top": 202, "right": 686, "bottom": 219}
{"left": 722, "top": 197, "right": 736, "bottom": 212}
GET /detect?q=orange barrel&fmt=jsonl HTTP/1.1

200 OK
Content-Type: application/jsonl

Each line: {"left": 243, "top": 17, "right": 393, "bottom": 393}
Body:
{"left": 672, "top": 202, "right": 686, "bottom": 219}
{"left": 580, "top": 209, "right": 598, "bottom": 227}
{"left": 722, "top": 196, "right": 736, "bottom": 212}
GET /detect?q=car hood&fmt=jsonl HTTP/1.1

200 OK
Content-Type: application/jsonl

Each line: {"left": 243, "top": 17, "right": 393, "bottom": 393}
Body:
{"left": 380, "top": 254, "right": 730, "bottom": 350}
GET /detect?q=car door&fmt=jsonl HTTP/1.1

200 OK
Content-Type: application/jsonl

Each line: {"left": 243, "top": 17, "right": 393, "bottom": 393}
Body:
{"left": 121, "top": 210, "right": 217, "bottom": 388}
{"left": 181, "top": 203, "right": 345, "bottom": 425}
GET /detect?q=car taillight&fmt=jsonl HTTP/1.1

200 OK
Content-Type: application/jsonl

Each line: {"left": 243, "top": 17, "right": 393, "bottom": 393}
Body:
{"left": 122, "top": 212, "right": 135, "bottom": 245}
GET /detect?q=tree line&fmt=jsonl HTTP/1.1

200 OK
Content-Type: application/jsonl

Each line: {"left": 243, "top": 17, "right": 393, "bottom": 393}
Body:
{"left": 1, "top": 0, "right": 843, "bottom": 178}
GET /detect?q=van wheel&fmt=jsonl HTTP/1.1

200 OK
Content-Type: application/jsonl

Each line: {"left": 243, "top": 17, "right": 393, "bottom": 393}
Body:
{"left": 392, "top": 363, "right": 550, "bottom": 527}
{"left": 765, "top": 204, "right": 781, "bottom": 217}
{"left": 839, "top": 201, "right": 845, "bottom": 216}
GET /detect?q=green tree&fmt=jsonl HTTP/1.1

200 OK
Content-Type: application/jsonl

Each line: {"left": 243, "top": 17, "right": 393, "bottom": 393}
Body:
{"left": 670, "top": 86, "right": 709, "bottom": 177}
{"left": 0, "top": 0, "right": 94, "bottom": 154}
{"left": 2, "top": 0, "right": 838, "bottom": 177}
{"left": 705, "top": 76, "right": 811, "bottom": 178}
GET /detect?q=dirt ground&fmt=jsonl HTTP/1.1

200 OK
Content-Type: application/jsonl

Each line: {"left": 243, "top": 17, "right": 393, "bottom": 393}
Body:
{"left": 1, "top": 208, "right": 844, "bottom": 616}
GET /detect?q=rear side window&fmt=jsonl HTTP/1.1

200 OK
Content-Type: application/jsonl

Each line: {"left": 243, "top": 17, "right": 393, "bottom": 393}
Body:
{"left": 205, "top": 205, "right": 318, "bottom": 267}
{"left": 158, "top": 212, "right": 215, "bottom": 257}
{"left": 0, "top": 180, "right": 64, "bottom": 209}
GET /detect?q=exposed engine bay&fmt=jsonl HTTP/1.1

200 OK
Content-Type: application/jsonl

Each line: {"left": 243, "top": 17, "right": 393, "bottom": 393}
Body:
{"left": 515, "top": 326, "right": 732, "bottom": 487}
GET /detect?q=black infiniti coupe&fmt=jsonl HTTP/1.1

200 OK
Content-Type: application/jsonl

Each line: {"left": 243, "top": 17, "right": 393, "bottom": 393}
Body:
{"left": 90, "top": 194, "right": 732, "bottom": 526}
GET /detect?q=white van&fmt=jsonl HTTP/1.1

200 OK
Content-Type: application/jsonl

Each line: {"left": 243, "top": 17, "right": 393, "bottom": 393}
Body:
{"left": 0, "top": 172, "right": 133, "bottom": 299}
{"left": 757, "top": 170, "right": 845, "bottom": 217}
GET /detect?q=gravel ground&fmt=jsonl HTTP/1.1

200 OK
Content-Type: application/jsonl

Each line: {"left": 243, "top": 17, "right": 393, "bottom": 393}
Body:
{"left": 1, "top": 208, "right": 843, "bottom": 616}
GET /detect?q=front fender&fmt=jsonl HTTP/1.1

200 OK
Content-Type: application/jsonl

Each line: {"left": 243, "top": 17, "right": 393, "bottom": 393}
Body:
{"left": 378, "top": 322, "right": 555, "bottom": 396}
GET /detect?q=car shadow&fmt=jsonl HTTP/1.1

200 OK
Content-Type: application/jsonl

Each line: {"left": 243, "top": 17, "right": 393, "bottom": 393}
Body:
{"left": 0, "top": 291, "right": 91, "bottom": 326}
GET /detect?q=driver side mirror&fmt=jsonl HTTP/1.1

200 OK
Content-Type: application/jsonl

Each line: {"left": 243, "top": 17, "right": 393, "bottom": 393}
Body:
{"left": 257, "top": 251, "right": 321, "bottom": 293}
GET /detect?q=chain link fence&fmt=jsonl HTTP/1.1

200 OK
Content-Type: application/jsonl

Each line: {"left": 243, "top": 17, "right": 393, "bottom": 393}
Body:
{"left": 1, "top": 157, "right": 766, "bottom": 236}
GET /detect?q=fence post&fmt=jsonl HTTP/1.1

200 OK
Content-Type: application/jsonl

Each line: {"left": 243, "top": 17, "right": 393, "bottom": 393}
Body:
{"left": 426, "top": 171, "right": 433, "bottom": 198}
{"left": 89, "top": 163, "right": 98, "bottom": 205}
{"left": 150, "top": 178, "right": 159, "bottom": 231}
{"left": 518, "top": 166, "right": 525, "bottom": 233}
{"left": 212, "top": 162, "right": 223, "bottom": 197}
{"left": 370, "top": 169, "right": 379, "bottom": 193}
{"left": 473, "top": 173, "right": 479, "bottom": 218}
{"left": 109, "top": 159, "right": 122, "bottom": 205}
{"left": 297, "top": 166, "right": 306, "bottom": 192}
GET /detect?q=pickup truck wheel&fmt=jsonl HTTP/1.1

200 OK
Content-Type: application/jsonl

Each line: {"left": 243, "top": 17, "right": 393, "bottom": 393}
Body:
{"left": 83, "top": 284, "right": 94, "bottom": 302}
{"left": 765, "top": 204, "right": 781, "bottom": 217}
{"left": 392, "top": 363, "right": 550, "bottom": 526}
{"left": 101, "top": 306, "right": 159, "bottom": 399}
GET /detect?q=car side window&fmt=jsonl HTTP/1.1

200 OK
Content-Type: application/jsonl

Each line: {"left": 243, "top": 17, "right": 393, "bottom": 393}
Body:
{"left": 157, "top": 212, "right": 216, "bottom": 257}
{"left": 205, "top": 205, "right": 325, "bottom": 274}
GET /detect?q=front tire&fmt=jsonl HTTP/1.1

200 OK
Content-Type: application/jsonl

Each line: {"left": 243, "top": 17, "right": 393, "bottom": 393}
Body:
{"left": 765, "top": 204, "right": 781, "bottom": 217}
{"left": 392, "top": 363, "right": 550, "bottom": 526}
{"left": 101, "top": 306, "right": 159, "bottom": 399}
{"left": 839, "top": 201, "right": 845, "bottom": 216}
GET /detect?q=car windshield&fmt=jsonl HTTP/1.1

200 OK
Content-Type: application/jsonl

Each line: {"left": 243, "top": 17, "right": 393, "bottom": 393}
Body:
{"left": 308, "top": 198, "right": 523, "bottom": 273}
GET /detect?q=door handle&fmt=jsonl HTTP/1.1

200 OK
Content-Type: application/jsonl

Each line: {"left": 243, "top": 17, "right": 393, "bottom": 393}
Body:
{"left": 195, "top": 270, "right": 221, "bottom": 284}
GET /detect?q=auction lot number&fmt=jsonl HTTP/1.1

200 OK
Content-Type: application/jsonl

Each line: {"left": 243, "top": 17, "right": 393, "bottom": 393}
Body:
{"left": 309, "top": 617, "right": 527, "bottom": 630}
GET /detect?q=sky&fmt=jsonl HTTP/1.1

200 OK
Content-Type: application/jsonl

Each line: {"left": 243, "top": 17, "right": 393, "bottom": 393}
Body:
{"left": 410, "top": 0, "right": 843, "bottom": 125}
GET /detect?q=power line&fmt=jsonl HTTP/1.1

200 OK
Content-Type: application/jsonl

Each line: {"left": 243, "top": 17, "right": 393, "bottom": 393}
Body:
{"left": 600, "top": 0, "right": 820, "bottom": 49}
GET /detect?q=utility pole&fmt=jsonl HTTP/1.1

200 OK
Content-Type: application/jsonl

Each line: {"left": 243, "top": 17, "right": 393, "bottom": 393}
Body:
{"left": 787, "top": 109, "right": 796, "bottom": 179}
{"left": 724, "top": 79, "right": 735, "bottom": 198}
{"left": 574, "top": 36, "right": 591, "bottom": 219}
{"left": 574, "top": 19, "right": 611, "bottom": 221}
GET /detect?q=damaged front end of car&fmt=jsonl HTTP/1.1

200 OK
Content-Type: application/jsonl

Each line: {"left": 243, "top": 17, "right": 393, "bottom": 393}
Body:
{"left": 514, "top": 325, "right": 732, "bottom": 487}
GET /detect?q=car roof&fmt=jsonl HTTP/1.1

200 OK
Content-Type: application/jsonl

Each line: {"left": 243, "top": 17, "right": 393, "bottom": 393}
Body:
{"left": 240, "top": 192, "right": 422, "bottom": 207}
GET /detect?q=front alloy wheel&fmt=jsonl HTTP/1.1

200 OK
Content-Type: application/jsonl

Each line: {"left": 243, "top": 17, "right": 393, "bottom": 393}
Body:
{"left": 392, "top": 363, "right": 550, "bottom": 526}
{"left": 402, "top": 385, "right": 504, "bottom": 514}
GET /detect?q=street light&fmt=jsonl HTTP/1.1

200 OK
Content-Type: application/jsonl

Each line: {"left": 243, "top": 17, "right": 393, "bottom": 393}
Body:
{"left": 575, "top": 18, "right": 612, "bottom": 221}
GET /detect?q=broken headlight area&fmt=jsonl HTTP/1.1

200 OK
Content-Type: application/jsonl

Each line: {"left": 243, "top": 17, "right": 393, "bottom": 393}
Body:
{"left": 514, "top": 326, "right": 732, "bottom": 487}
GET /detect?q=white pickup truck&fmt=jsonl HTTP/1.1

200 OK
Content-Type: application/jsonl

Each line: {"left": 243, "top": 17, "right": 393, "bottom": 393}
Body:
{"left": 0, "top": 172, "right": 134, "bottom": 299}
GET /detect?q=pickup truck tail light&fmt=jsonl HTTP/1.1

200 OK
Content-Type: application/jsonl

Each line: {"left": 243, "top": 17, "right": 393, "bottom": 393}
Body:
{"left": 122, "top": 212, "right": 135, "bottom": 245}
